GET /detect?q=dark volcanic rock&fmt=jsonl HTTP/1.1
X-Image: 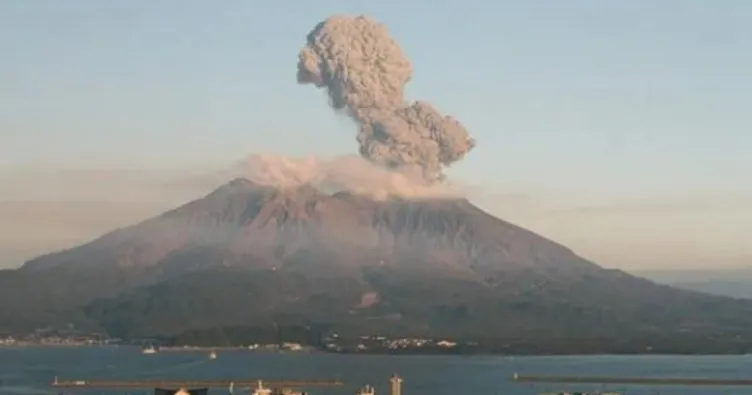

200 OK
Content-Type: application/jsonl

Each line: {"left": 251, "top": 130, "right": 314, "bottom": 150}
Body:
{"left": 22, "top": 178, "right": 590, "bottom": 276}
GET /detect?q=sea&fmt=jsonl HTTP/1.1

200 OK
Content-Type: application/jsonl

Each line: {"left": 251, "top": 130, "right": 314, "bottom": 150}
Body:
{"left": 1, "top": 347, "right": 751, "bottom": 395}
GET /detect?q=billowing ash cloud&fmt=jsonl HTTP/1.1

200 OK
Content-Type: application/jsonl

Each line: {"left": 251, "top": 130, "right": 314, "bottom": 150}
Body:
{"left": 234, "top": 154, "right": 463, "bottom": 200}
{"left": 297, "top": 15, "right": 476, "bottom": 184}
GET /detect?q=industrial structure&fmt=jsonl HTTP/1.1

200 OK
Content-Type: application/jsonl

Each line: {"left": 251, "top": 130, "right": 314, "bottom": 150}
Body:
{"left": 390, "top": 374, "right": 402, "bottom": 395}
{"left": 52, "top": 376, "right": 341, "bottom": 393}
{"left": 357, "top": 375, "right": 402, "bottom": 395}
{"left": 51, "top": 374, "right": 407, "bottom": 395}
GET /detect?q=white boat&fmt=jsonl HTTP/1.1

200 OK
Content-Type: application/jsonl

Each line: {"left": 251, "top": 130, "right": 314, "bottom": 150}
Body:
{"left": 208, "top": 350, "right": 217, "bottom": 360}
{"left": 141, "top": 345, "right": 158, "bottom": 354}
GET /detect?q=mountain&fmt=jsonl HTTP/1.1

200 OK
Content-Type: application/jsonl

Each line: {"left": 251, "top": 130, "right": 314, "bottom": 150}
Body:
{"left": 4, "top": 178, "right": 752, "bottom": 354}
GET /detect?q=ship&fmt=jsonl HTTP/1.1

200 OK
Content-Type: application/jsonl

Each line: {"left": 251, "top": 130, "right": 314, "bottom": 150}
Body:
{"left": 142, "top": 344, "right": 158, "bottom": 354}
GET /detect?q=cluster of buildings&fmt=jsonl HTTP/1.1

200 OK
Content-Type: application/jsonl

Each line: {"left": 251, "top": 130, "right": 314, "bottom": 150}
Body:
{"left": 381, "top": 338, "right": 458, "bottom": 350}
{"left": 162, "top": 342, "right": 311, "bottom": 352}
{"left": 1, "top": 329, "right": 462, "bottom": 353}
{"left": 0, "top": 335, "right": 108, "bottom": 346}
{"left": 322, "top": 333, "right": 459, "bottom": 352}
{"left": 0, "top": 326, "right": 113, "bottom": 347}
{"left": 247, "top": 342, "right": 308, "bottom": 351}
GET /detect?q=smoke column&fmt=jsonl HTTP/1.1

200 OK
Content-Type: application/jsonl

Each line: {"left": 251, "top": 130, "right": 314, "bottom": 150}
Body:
{"left": 297, "top": 15, "right": 476, "bottom": 184}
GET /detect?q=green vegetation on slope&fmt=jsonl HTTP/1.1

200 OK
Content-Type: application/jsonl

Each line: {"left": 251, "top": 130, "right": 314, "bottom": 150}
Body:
{"left": 3, "top": 264, "right": 752, "bottom": 354}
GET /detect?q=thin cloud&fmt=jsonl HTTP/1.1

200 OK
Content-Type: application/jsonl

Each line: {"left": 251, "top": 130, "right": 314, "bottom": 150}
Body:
{"left": 547, "top": 195, "right": 752, "bottom": 216}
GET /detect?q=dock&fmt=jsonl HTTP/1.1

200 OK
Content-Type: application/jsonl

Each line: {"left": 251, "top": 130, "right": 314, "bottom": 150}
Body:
{"left": 52, "top": 379, "right": 343, "bottom": 389}
{"left": 512, "top": 373, "right": 752, "bottom": 386}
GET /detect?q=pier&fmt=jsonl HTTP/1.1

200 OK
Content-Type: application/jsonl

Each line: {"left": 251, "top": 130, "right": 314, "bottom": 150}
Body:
{"left": 512, "top": 373, "right": 752, "bottom": 386}
{"left": 52, "top": 378, "right": 343, "bottom": 389}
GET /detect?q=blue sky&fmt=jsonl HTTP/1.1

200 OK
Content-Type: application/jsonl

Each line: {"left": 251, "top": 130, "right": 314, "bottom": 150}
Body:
{"left": 1, "top": 0, "right": 751, "bottom": 269}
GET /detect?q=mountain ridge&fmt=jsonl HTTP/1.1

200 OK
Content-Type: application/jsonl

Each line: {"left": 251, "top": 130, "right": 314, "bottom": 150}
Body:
{"left": 21, "top": 177, "right": 584, "bottom": 276}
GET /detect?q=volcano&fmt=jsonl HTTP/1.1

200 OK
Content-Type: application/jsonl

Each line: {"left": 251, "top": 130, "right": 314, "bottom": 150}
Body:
{"left": 4, "top": 179, "right": 752, "bottom": 353}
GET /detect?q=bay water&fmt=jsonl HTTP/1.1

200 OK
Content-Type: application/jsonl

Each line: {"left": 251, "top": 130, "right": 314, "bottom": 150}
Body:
{"left": 1, "top": 347, "right": 751, "bottom": 395}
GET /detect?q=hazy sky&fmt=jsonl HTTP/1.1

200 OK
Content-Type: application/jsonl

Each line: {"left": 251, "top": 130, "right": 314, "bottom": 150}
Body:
{"left": 1, "top": 0, "right": 751, "bottom": 270}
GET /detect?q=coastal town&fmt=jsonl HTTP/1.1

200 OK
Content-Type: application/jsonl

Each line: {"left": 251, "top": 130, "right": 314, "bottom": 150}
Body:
{"left": 0, "top": 331, "right": 464, "bottom": 353}
{"left": 0, "top": 333, "right": 111, "bottom": 346}
{"left": 321, "top": 333, "right": 461, "bottom": 352}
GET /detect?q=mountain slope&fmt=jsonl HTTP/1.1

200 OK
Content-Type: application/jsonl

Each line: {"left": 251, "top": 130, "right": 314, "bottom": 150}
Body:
{"left": 4, "top": 179, "right": 752, "bottom": 353}
{"left": 21, "top": 178, "right": 591, "bottom": 276}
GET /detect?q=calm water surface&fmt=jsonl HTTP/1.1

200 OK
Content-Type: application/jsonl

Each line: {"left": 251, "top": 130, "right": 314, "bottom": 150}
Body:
{"left": 1, "top": 347, "right": 751, "bottom": 395}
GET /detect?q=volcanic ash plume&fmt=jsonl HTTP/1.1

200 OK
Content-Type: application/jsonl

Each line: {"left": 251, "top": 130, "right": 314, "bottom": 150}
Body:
{"left": 297, "top": 15, "right": 476, "bottom": 184}
{"left": 237, "top": 154, "right": 463, "bottom": 200}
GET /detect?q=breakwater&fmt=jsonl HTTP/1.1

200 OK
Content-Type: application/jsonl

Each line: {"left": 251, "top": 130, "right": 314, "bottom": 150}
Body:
{"left": 513, "top": 374, "right": 752, "bottom": 386}
{"left": 52, "top": 379, "right": 343, "bottom": 389}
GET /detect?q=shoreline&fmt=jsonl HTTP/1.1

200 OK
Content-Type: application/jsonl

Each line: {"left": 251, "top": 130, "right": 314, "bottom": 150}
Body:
{"left": 158, "top": 346, "right": 254, "bottom": 351}
{"left": 0, "top": 344, "right": 750, "bottom": 357}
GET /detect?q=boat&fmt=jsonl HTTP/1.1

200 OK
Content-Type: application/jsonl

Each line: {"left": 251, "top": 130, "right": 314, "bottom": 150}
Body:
{"left": 208, "top": 350, "right": 217, "bottom": 360}
{"left": 141, "top": 344, "right": 158, "bottom": 354}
